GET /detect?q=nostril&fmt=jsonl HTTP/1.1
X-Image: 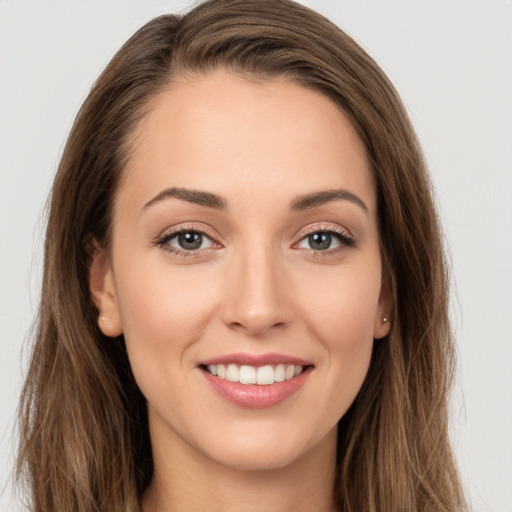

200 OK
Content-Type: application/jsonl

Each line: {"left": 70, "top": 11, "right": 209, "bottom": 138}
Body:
{"left": 227, "top": 319, "right": 287, "bottom": 337}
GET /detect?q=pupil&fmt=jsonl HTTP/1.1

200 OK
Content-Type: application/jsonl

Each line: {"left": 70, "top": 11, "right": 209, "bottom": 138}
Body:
{"left": 178, "top": 232, "right": 202, "bottom": 250}
{"left": 309, "top": 232, "right": 331, "bottom": 250}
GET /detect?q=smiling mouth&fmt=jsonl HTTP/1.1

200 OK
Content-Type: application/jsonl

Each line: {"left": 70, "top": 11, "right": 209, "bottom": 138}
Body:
{"left": 201, "top": 363, "right": 307, "bottom": 385}
{"left": 199, "top": 357, "right": 313, "bottom": 408}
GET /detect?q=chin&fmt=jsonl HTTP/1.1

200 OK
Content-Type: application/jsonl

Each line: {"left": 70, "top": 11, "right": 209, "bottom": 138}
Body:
{"left": 212, "top": 445, "right": 302, "bottom": 472}
{"left": 193, "top": 421, "right": 336, "bottom": 473}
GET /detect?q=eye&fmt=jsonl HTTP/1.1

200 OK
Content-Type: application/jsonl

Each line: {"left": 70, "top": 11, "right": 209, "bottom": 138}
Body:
{"left": 296, "top": 229, "right": 354, "bottom": 252}
{"left": 156, "top": 228, "right": 216, "bottom": 254}
{"left": 172, "top": 231, "right": 209, "bottom": 251}
{"left": 299, "top": 232, "right": 339, "bottom": 251}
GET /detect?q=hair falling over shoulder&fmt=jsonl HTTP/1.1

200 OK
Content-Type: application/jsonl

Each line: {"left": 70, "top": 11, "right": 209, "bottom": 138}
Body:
{"left": 17, "top": 1, "right": 468, "bottom": 510}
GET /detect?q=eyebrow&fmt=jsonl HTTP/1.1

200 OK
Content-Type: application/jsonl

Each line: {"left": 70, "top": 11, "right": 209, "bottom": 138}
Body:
{"left": 143, "top": 187, "right": 227, "bottom": 210}
{"left": 289, "top": 189, "right": 369, "bottom": 213}
{"left": 142, "top": 186, "right": 368, "bottom": 214}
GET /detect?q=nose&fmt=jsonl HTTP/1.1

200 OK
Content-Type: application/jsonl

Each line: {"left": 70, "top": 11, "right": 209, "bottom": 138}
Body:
{"left": 221, "top": 246, "right": 293, "bottom": 338}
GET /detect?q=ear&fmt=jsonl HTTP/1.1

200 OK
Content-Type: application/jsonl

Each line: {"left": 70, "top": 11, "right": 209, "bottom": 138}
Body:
{"left": 89, "top": 242, "right": 123, "bottom": 337}
{"left": 373, "top": 278, "right": 393, "bottom": 340}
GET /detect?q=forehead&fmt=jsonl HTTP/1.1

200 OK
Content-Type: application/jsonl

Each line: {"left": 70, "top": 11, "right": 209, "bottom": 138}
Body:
{"left": 119, "top": 70, "right": 376, "bottom": 215}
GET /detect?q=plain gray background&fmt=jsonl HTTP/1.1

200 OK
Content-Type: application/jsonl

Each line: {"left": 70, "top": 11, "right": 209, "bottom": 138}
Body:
{"left": 1, "top": 1, "right": 511, "bottom": 510}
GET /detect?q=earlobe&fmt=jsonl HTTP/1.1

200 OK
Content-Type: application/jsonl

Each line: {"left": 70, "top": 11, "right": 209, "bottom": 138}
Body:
{"left": 373, "top": 279, "right": 393, "bottom": 340}
{"left": 89, "top": 243, "right": 123, "bottom": 337}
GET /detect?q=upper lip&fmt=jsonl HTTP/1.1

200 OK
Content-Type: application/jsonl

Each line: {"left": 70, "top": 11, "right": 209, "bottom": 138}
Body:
{"left": 199, "top": 352, "right": 313, "bottom": 367}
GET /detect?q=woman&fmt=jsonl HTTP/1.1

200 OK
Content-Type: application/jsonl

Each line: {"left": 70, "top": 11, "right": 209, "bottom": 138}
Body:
{"left": 17, "top": 0, "right": 468, "bottom": 510}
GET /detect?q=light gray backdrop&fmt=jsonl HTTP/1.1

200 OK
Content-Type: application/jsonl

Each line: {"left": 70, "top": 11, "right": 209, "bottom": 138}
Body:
{"left": 1, "top": 1, "right": 511, "bottom": 510}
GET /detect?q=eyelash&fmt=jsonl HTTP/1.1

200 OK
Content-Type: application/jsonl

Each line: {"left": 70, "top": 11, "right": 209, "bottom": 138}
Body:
{"left": 295, "top": 226, "right": 355, "bottom": 255}
{"left": 154, "top": 224, "right": 219, "bottom": 257}
{"left": 154, "top": 224, "right": 355, "bottom": 258}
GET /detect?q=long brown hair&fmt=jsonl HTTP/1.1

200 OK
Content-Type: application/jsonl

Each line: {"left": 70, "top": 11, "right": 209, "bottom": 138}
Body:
{"left": 17, "top": 1, "right": 467, "bottom": 510}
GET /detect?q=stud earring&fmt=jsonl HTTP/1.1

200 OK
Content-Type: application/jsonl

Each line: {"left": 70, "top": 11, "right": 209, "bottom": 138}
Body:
{"left": 382, "top": 317, "right": 389, "bottom": 323}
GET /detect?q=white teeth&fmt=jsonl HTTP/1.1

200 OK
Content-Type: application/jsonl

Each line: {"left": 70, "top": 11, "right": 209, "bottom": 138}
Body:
{"left": 256, "top": 365, "right": 274, "bottom": 385}
{"left": 226, "top": 364, "right": 239, "bottom": 383}
{"left": 217, "top": 364, "right": 226, "bottom": 379}
{"left": 239, "top": 365, "right": 257, "bottom": 384}
{"left": 274, "top": 364, "right": 285, "bottom": 382}
{"left": 206, "top": 363, "right": 306, "bottom": 385}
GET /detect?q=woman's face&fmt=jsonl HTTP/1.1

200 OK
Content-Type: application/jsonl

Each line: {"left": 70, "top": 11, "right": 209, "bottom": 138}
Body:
{"left": 92, "top": 71, "right": 391, "bottom": 472}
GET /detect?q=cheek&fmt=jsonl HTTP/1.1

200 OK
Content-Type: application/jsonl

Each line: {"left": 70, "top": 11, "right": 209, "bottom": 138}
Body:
{"left": 299, "top": 263, "right": 381, "bottom": 345}
{"left": 296, "top": 266, "right": 381, "bottom": 403}
{"left": 113, "top": 256, "right": 221, "bottom": 388}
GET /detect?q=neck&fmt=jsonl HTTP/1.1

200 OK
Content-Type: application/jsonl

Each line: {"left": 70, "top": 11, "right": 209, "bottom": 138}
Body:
{"left": 142, "top": 414, "right": 338, "bottom": 512}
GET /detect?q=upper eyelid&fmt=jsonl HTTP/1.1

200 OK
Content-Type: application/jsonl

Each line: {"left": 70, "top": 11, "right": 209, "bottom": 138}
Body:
{"left": 165, "top": 230, "right": 214, "bottom": 245}
{"left": 294, "top": 223, "right": 353, "bottom": 240}
{"left": 155, "top": 224, "right": 221, "bottom": 244}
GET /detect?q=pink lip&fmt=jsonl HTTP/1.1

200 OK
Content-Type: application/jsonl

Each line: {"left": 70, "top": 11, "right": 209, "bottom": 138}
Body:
{"left": 201, "top": 368, "right": 312, "bottom": 408}
{"left": 199, "top": 353, "right": 313, "bottom": 409}
{"left": 199, "top": 352, "right": 312, "bottom": 367}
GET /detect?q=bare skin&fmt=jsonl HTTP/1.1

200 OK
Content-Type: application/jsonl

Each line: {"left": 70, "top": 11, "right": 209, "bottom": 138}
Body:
{"left": 90, "top": 70, "right": 391, "bottom": 512}
{"left": 144, "top": 423, "right": 337, "bottom": 512}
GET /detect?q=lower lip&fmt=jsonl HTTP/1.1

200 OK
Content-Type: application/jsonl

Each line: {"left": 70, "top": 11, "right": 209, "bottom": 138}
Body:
{"left": 201, "top": 367, "right": 312, "bottom": 408}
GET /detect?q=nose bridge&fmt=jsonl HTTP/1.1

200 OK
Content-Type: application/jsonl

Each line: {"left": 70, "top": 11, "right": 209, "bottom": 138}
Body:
{"left": 221, "top": 240, "right": 291, "bottom": 336}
